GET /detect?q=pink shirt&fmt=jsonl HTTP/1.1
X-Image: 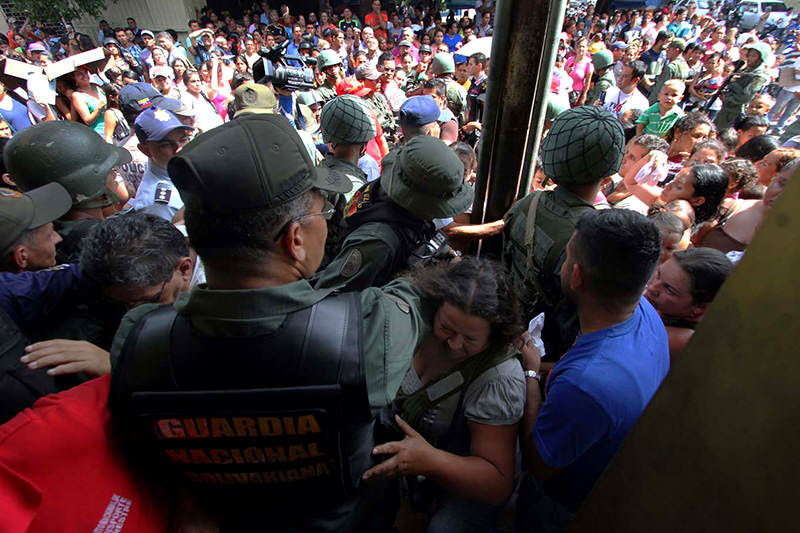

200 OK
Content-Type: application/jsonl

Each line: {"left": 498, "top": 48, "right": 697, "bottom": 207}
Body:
{"left": 565, "top": 55, "right": 594, "bottom": 93}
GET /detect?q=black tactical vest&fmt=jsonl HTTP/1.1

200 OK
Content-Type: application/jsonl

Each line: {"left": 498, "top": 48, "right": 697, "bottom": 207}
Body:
{"left": 112, "top": 292, "right": 374, "bottom": 512}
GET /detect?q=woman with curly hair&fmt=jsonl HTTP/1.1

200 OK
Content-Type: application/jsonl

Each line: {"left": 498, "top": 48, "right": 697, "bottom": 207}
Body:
{"left": 363, "top": 257, "right": 526, "bottom": 532}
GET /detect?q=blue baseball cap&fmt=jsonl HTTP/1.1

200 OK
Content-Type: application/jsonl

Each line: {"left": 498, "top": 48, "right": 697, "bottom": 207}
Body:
{"left": 119, "top": 82, "right": 160, "bottom": 116}
{"left": 134, "top": 107, "right": 193, "bottom": 143}
{"left": 399, "top": 95, "right": 441, "bottom": 127}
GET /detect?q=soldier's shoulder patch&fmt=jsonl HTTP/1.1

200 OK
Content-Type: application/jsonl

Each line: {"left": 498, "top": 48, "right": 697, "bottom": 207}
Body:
{"left": 154, "top": 181, "right": 172, "bottom": 204}
{"left": 340, "top": 249, "right": 363, "bottom": 278}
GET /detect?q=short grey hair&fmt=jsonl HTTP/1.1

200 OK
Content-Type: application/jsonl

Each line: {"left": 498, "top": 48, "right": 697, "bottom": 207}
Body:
{"left": 80, "top": 213, "right": 189, "bottom": 287}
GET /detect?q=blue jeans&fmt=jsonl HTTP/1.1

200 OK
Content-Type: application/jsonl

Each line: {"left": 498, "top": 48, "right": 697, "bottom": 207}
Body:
{"left": 769, "top": 88, "right": 800, "bottom": 130}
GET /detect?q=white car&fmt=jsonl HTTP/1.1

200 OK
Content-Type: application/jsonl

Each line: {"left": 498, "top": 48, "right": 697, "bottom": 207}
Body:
{"left": 676, "top": 0, "right": 714, "bottom": 17}
{"left": 733, "top": 0, "right": 791, "bottom": 31}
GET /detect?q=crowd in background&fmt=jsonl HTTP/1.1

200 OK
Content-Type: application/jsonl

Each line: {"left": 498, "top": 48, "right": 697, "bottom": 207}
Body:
{"left": 0, "top": 0, "right": 794, "bottom": 531}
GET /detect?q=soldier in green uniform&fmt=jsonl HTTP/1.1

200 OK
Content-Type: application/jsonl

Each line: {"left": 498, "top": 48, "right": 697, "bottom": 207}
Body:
{"left": 585, "top": 49, "right": 616, "bottom": 106}
{"left": 315, "top": 49, "right": 344, "bottom": 104}
{"left": 4, "top": 120, "right": 131, "bottom": 263}
{"left": 405, "top": 44, "right": 432, "bottom": 94}
{"left": 503, "top": 106, "right": 625, "bottom": 359}
{"left": 319, "top": 95, "right": 376, "bottom": 264}
{"left": 647, "top": 38, "right": 690, "bottom": 105}
{"left": 715, "top": 42, "right": 772, "bottom": 131}
{"left": 109, "top": 114, "right": 429, "bottom": 530}
{"left": 316, "top": 135, "right": 473, "bottom": 292}
{"left": 430, "top": 53, "right": 468, "bottom": 125}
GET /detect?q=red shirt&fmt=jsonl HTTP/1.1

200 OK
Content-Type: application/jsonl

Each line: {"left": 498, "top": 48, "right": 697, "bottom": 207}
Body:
{"left": 365, "top": 12, "right": 388, "bottom": 39}
{"left": 0, "top": 376, "right": 169, "bottom": 532}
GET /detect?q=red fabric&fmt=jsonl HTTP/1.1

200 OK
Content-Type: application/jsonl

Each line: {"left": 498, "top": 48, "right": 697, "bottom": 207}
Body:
{"left": 0, "top": 376, "right": 169, "bottom": 532}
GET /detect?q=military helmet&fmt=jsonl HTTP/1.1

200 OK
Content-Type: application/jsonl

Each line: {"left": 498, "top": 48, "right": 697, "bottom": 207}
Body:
{"left": 381, "top": 136, "right": 473, "bottom": 218}
{"left": 317, "top": 49, "right": 342, "bottom": 70}
{"left": 540, "top": 106, "right": 624, "bottom": 186}
{"left": 320, "top": 95, "right": 376, "bottom": 145}
{"left": 430, "top": 53, "right": 455, "bottom": 76}
{"left": 591, "top": 49, "right": 614, "bottom": 71}
{"left": 5, "top": 121, "right": 132, "bottom": 209}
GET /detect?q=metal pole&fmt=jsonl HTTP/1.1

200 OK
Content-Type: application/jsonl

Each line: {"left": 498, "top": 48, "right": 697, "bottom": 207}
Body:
{"left": 470, "top": 0, "right": 562, "bottom": 256}
{"left": 518, "top": 0, "right": 568, "bottom": 198}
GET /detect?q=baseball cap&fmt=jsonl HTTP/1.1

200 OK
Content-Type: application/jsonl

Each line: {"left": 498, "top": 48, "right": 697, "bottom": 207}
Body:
{"left": 150, "top": 65, "right": 174, "bottom": 79}
{"left": 336, "top": 77, "right": 370, "bottom": 97}
{"left": 0, "top": 183, "right": 71, "bottom": 253}
{"left": 611, "top": 41, "right": 628, "bottom": 50}
{"left": 134, "top": 108, "right": 193, "bottom": 143}
{"left": 355, "top": 63, "right": 381, "bottom": 81}
{"left": 141, "top": 29, "right": 155, "bottom": 39}
{"left": 398, "top": 40, "right": 412, "bottom": 47}
{"left": 168, "top": 114, "right": 351, "bottom": 215}
{"left": 27, "top": 42, "right": 47, "bottom": 52}
{"left": 399, "top": 95, "right": 440, "bottom": 126}
{"left": 233, "top": 83, "right": 277, "bottom": 117}
{"left": 152, "top": 96, "right": 196, "bottom": 118}
{"left": 419, "top": 44, "right": 432, "bottom": 54}
{"left": 119, "top": 82, "right": 160, "bottom": 115}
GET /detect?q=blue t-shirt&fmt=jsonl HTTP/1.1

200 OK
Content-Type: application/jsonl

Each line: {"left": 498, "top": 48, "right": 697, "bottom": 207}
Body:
{"left": 443, "top": 33, "right": 463, "bottom": 52}
{"left": 534, "top": 297, "right": 669, "bottom": 510}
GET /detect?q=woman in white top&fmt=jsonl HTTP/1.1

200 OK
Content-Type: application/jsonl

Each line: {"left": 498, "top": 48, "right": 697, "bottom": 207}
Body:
{"left": 180, "top": 70, "right": 223, "bottom": 133}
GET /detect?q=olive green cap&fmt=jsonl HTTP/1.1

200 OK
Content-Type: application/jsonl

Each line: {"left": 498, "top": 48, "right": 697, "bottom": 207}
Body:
{"left": 320, "top": 95, "right": 376, "bottom": 145}
{"left": 540, "top": 106, "right": 625, "bottom": 186}
{"left": 430, "top": 53, "right": 455, "bottom": 76}
{"left": 168, "top": 114, "right": 351, "bottom": 215}
{"left": 233, "top": 83, "right": 277, "bottom": 117}
{"left": 742, "top": 42, "right": 771, "bottom": 64}
{"left": 317, "top": 49, "right": 342, "bottom": 69}
{"left": 381, "top": 136, "right": 472, "bottom": 218}
{"left": 0, "top": 183, "right": 72, "bottom": 253}
{"left": 297, "top": 90, "right": 322, "bottom": 107}
{"left": 592, "top": 49, "right": 614, "bottom": 71}
{"left": 5, "top": 121, "right": 131, "bottom": 209}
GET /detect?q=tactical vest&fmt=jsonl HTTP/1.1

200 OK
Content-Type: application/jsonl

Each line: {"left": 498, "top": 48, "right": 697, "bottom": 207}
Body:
{"left": 113, "top": 293, "right": 374, "bottom": 509}
{"left": 343, "top": 180, "right": 445, "bottom": 274}
{"left": 503, "top": 189, "right": 595, "bottom": 358}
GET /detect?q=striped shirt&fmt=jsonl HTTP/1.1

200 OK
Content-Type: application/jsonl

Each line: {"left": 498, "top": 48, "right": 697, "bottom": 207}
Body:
{"left": 636, "top": 103, "right": 684, "bottom": 139}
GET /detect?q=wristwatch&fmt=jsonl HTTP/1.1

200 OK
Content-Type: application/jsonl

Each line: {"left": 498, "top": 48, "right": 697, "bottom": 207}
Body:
{"left": 524, "top": 369, "right": 541, "bottom": 382}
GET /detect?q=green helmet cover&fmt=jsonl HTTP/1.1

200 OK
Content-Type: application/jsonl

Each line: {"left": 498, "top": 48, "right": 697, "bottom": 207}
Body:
{"left": 592, "top": 49, "right": 614, "bottom": 71}
{"left": 5, "top": 121, "right": 132, "bottom": 209}
{"left": 320, "top": 95, "right": 376, "bottom": 145}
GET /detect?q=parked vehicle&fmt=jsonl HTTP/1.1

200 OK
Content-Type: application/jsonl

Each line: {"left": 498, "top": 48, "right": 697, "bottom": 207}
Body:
{"left": 729, "top": 0, "right": 791, "bottom": 31}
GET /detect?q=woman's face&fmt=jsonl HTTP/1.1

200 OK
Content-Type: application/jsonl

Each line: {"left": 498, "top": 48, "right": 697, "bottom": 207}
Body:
{"left": 576, "top": 40, "right": 587, "bottom": 56}
{"left": 152, "top": 48, "right": 165, "bottom": 65}
{"left": 186, "top": 73, "right": 201, "bottom": 94}
{"left": 74, "top": 68, "right": 90, "bottom": 87}
{"left": 14, "top": 35, "right": 25, "bottom": 47}
{"left": 0, "top": 121, "right": 11, "bottom": 138}
{"left": 200, "top": 65, "right": 211, "bottom": 80}
{"left": 661, "top": 167, "right": 697, "bottom": 203}
{"left": 173, "top": 60, "right": 186, "bottom": 78}
{"left": 235, "top": 56, "right": 248, "bottom": 72}
{"left": 433, "top": 302, "right": 491, "bottom": 362}
{"left": 762, "top": 166, "right": 791, "bottom": 208}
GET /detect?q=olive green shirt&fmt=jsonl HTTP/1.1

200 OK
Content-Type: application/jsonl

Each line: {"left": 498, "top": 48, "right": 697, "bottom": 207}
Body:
{"left": 363, "top": 92, "right": 397, "bottom": 139}
{"left": 648, "top": 56, "right": 690, "bottom": 105}
{"left": 443, "top": 77, "right": 468, "bottom": 125}
{"left": 316, "top": 82, "right": 338, "bottom": 104}
{"left": 586, "top": 70, "right": 615, "bottom": 107}
{"left": 321, "top": 155, "right": 367, "bottom": 204}
{"left": 110, "top": 278, "right": 428, "bottom": 411}
{"left": 315, "top": 221, "right": 401, "bottom": 292}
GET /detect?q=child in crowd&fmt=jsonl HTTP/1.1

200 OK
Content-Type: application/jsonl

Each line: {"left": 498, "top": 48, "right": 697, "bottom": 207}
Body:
{"left": 636, "top": 79, "right": 686, "bottom": 138}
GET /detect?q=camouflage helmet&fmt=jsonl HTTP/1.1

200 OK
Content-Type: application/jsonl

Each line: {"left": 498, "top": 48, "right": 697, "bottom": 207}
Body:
{"left": 4, "top": 121, "right": 132, "bottom": 209}
{"left": 430, "top": 53, "right": 455, "bottom": 76}
{"left": 540, "top": 106, "right": 625, "bottom": 186}
{"left": 320, "top": 95, "right": 376, "bottom": 145}
{"left": 592, "top": 49, "right": 614, "bottom": 71}
{"left": 317, "top": 49, "right": 343, "bottom": 70}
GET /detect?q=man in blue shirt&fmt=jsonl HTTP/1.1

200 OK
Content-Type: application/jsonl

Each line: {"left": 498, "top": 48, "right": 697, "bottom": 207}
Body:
{"left": 516, "top": 209, "right": 670, "bottom": 529}
{"left": 667, "top": 8, "right": 692, "bottom": 39}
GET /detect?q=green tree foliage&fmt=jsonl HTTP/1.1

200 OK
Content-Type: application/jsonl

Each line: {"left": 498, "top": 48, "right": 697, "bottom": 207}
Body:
{"left": 12, "top": 0, "right": 115, "bottom": 23}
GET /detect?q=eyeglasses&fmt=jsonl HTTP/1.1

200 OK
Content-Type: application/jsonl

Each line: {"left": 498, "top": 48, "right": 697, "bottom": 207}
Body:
{"left": 102, "top": 276, "right": 171, "bottom": 310}
{"left": 273, "top": 199, "right": 335, "bottom": 242}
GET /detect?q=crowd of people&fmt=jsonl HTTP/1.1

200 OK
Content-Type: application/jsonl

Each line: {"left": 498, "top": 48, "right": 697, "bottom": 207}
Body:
{"left": 0, "top": 0, "right": 793, "bottom": 531}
